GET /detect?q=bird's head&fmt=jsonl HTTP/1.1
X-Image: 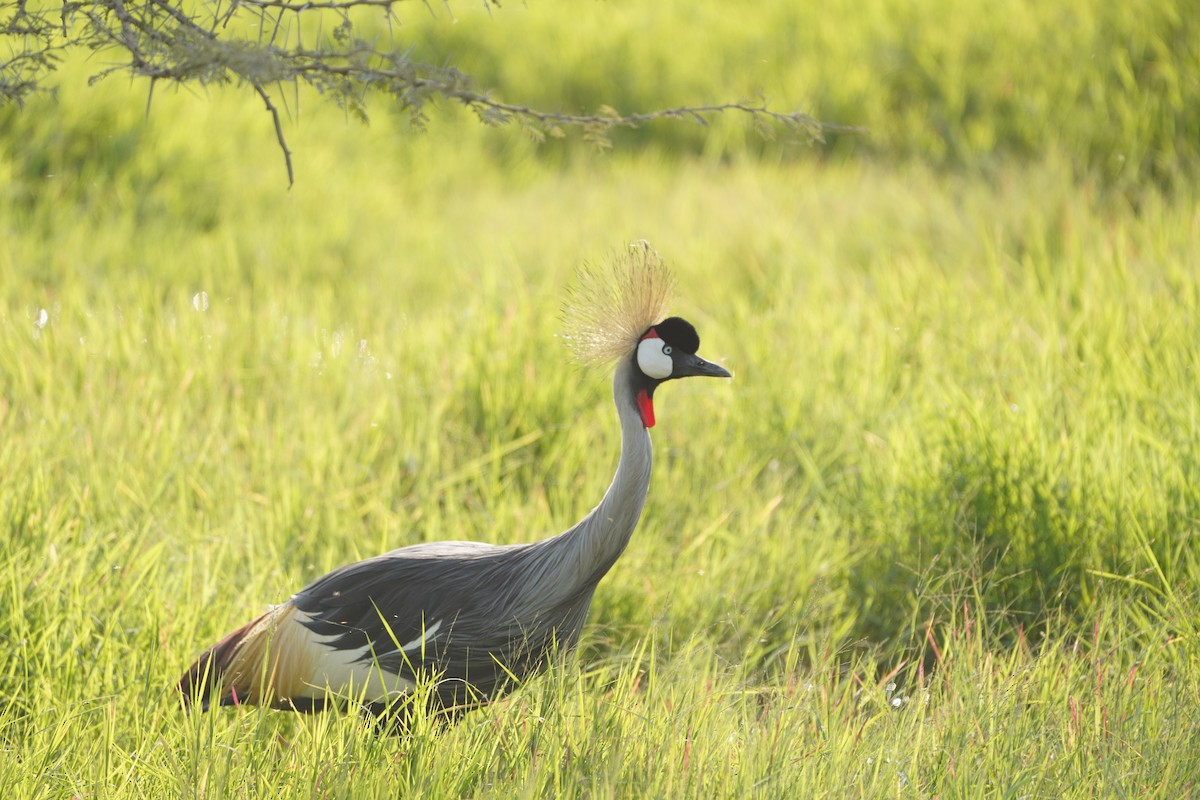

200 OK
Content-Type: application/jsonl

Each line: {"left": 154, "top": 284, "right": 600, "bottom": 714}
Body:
{"left": 561, "top": 242, "right": 731, "bottom": 429}
{"left": 632, "top": 316, "right": 731, "bottom": 428}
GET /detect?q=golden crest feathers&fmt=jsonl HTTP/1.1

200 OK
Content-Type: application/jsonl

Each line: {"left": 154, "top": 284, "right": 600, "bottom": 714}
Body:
{"left": 561, "top": 241, "right": 675, "bottom": 366}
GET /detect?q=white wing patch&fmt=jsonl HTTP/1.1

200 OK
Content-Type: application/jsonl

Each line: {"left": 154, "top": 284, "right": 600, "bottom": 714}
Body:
{"left": 292, "top": 610, "right": 419, "bottom": 703}
{"left": 399, "top": 619, "right": 443, "bottom": 653}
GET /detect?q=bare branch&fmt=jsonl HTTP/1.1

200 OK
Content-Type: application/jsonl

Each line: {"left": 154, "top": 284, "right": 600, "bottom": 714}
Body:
{"left": 254, "top": 81, "right": 294, "bottom": 186}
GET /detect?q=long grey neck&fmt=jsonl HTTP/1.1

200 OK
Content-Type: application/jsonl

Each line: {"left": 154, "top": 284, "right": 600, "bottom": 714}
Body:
{"left": 531, "top": 357, "right": 652, "bottom": 593}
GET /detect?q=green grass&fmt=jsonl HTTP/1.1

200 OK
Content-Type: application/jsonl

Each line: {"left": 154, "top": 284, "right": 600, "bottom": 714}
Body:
{"left": 3, "top": 1, "right": 1200, "bottom": 796}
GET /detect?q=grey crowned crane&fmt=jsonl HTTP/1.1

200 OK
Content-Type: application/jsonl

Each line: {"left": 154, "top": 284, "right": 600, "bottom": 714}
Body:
{"left": 178, "top": 243, "right": 731, "bottom": 724}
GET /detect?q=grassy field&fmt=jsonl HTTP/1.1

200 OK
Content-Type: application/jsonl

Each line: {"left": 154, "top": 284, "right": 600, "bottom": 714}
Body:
{"left": 3, "top": 0, "right": 1200, "bottom": 797}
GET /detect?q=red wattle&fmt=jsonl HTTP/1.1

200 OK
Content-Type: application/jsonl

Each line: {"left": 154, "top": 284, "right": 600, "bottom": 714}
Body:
{"left": 636, "top": 389, "right": 656, "bottom": 428}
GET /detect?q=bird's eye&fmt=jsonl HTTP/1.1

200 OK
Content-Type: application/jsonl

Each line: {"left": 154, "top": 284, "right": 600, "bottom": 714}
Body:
{"left": 662, "top": 345, "right": 673, "bottom": 355}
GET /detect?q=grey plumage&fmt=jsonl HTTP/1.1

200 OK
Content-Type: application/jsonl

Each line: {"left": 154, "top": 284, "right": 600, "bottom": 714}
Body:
{"left": 178, "top": 248, "right": 730, "bottom": 724}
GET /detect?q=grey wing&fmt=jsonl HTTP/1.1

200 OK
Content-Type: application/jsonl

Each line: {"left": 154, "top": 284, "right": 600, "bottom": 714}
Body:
{"left": 288, "top": 547, "right": 534, "bottom": 701}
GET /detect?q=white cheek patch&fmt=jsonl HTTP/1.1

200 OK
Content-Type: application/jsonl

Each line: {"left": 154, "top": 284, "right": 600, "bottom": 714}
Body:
{"left": 637, "top": 338, "right": 674, "bottom": 379}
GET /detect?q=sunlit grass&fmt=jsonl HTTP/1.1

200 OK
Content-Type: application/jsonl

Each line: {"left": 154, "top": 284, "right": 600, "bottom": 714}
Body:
{"left": 2, "top": 6, "right": 1200, "bottom": 796}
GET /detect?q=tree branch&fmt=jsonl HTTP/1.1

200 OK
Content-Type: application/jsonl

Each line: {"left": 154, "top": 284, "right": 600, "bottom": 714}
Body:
{"left": 253, "top": 80, "right": 295, "bottom": 186}
{"left": 1, "top": 0, "right": 862, "bottom": 182}
{"left": 238, "top": 0, "right": 401, "bottom": 11}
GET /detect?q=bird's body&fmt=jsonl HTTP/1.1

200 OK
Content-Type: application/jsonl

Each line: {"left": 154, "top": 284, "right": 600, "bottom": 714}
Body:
{"left": 178, "top": 244, "right": 729, "bottom": 723}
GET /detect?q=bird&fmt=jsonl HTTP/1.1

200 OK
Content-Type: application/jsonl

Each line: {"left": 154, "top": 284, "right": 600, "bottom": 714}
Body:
{"left": 177, "top": 242, "right": 731, "bottom": 726}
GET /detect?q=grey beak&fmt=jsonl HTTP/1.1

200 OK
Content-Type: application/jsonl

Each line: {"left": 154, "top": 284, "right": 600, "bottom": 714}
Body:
{"left": 676, "top": 353, "right": 732, "bottom": 379}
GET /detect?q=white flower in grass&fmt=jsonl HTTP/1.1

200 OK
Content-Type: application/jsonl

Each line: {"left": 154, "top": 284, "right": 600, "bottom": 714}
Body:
{"left": 885, "top": 680, "right": 910, "bottom": 709}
